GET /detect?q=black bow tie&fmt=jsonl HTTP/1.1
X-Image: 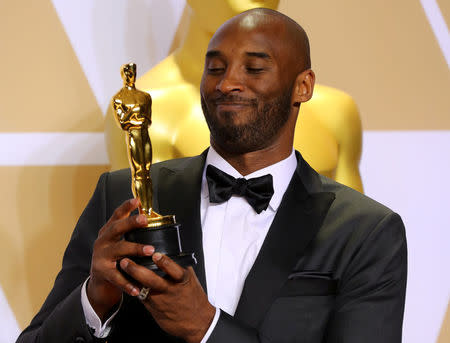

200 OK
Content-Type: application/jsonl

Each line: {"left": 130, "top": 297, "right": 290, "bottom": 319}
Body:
{"left": 206, "top": 164, "right": 274, "bottom": 214}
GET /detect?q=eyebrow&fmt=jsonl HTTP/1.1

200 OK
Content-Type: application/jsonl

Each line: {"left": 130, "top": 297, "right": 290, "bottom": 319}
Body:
{"left": 246, "top": 52, "right": 271, "bottom": 59}
{"left": 205, "top": 50, "right": 272, "bottom": 60}
{"left": 205, "top": 50, "right": 222, "bottom": 58}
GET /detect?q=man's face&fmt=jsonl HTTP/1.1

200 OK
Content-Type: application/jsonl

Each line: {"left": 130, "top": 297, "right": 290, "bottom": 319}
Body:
{"left": 200, "top": 21, "right": 295, "bottom": 154}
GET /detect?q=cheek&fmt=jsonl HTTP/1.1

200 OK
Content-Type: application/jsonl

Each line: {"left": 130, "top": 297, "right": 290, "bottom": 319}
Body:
{"left": 247, "top": 81, "right": 284, "bottom": 102}
{"left": 201, "top": 77, "right": 222, "bottom": 101}
{"left": 200, "top": 77, "right": 212, "bottom": 97}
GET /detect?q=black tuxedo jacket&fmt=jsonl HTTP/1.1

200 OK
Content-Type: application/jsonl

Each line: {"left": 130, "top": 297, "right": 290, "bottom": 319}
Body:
{"left": 18, "top": 151, "right": 407, "bottom": 343}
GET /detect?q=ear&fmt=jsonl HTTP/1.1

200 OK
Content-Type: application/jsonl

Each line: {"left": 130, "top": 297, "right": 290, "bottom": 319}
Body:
{"left": 292, "top": 69, "right": 315, "bottom": 107}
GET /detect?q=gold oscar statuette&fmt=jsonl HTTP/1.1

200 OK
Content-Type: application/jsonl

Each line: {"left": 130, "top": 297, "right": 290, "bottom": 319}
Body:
{"left": 112, "top": 63, "right": 196, "bottom": 273}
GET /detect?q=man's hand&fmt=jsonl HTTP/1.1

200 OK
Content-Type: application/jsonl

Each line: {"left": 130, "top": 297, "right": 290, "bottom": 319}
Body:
{"left": 87, "top": 198, "right": 154, "bottom": 320}
{"left": 120, "top": 253, "right": 215, "bottom": 343}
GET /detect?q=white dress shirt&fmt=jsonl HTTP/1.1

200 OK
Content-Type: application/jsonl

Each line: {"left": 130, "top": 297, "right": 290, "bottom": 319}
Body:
{"left": 81, "top": 147, "right": 297, "bottom": 340}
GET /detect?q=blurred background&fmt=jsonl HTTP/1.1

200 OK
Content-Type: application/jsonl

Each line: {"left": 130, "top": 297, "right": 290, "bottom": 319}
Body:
{"left": 0, "top": 0, "right": 449, "bottom": 342}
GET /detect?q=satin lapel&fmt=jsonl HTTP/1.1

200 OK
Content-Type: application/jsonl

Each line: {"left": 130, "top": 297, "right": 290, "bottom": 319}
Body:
{"left": 156, "top": 153, "right": 208, "bottom": 291}
{"left": 234, "top": 154, "right": 336, "bottom": 328}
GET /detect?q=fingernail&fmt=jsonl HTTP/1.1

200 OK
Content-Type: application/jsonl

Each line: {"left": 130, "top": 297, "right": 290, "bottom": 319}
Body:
{"left": 137, "top": 215, "right": 147, "bottom": 225}
{"left": 153, "top": 252, "right": 162, "bottom": 261}
{"left": 143, "top": 245, "right": 154, "bottom": 255}
{"left": 120, "top": 259, "right": 128, "bottom": 268}
{"left": 131, "top": 287, "right": 139, "bottom": 296}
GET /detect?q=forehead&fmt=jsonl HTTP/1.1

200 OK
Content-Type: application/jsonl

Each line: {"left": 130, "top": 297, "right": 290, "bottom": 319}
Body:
{"left": 207, "top": 18, "right": 287, "bottom": 60}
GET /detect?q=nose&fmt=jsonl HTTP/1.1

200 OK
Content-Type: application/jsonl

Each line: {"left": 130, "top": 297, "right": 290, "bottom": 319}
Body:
{"left": 216, "top": 68, "right": 244, "bottom": 94}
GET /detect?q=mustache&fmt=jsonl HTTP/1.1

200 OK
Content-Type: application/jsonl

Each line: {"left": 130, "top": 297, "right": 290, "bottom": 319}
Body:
{"left": 212, "top": 95, "right": 257, "bottom": 106}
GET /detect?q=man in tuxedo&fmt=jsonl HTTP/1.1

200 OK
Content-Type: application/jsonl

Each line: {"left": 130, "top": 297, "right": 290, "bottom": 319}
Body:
{"left": 18, "top": 8, "right": 407, "bottom": 343}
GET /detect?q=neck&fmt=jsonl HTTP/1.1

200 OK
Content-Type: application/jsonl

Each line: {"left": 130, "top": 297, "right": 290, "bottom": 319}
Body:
{"left": 212, "top": 141, "right": 293, "bottom": 176}
{"left": 173, "top": 12, "right": 212, "bottom": 86}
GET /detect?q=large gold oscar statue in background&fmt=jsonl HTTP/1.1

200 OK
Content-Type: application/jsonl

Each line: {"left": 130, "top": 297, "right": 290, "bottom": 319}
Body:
{"left": 105, "top": 0, "right": 364, "bottom": 193}
{"left": 112, "top": 63, "right": 196, "bottom": 273}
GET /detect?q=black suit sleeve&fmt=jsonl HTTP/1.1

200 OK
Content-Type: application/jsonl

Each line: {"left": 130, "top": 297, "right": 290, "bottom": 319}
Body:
{"left": 206, "top": 212, "right": 407, "bottom": 343}
{"left": 16, "top": 173, "right": 109, "bottom": 343}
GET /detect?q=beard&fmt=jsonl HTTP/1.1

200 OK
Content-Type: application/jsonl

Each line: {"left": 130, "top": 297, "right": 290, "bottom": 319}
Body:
{"left": 201, "top": 89, "right": 293, "bottom": 154}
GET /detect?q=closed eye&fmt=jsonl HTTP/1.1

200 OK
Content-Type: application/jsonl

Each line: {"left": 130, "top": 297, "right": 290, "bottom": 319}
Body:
{"left": 246, "top": 67, "right": 264, "bottom": 74}
{"left": 207, "top": 68, "right": 225, "bottom": 74}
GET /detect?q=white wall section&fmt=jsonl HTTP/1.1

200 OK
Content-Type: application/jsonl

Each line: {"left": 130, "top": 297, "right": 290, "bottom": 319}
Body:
{"left": 0, "top": 133, "right": 108, "bottom": 166}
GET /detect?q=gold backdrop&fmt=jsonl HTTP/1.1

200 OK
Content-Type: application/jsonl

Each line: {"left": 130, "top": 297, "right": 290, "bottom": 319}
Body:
{"left": 0, "top": 1, "right": 448, "bottom": 341}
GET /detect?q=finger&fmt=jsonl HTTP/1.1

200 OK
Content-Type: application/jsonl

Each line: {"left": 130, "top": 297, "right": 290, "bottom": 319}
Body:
{"left": 110, "top": 241, "right": 155, "bottom": 259}
{"left": 119, "top": 258, "right": 169, "bottom": 293}
{"left": 91, "top": 258, "right": 141, "bottom": 297}
{"left": 105, "top": 213, "right": 148, "bottom": 240}
{"left": 152, "top": 253, "right": 186, "bottom": 283}
{"left": 99, "top": 198, "right": 141, "bottom": 237}
{"left": 108, "top": 198, "right": 140, "bottom": 223}
{"left": 105, "top": 263, "right": 141, "bottom": 297}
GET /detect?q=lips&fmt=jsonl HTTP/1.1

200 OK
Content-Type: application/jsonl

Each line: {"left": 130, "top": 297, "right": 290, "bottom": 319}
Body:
{"left": 215, "top": 101, "right": 251, "bottom": 106}
{"left": 209, "top": 96, "right": 257, "bottom": 112}
{"left": 215, "top": 102, "right": 254, "bottom": 112}
{"left": 213, "top": 97, "right": 256, "bottom": 107}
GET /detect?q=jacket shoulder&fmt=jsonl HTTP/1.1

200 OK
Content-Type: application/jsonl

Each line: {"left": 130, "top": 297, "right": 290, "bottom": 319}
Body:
{"left": 319, "top": 175, "right": 397, "bottom": 220}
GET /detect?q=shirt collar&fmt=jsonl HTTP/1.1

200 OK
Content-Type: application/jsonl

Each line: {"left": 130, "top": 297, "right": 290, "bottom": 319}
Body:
{"left": 201, "top": 147, "right": 298, "bottom": 212}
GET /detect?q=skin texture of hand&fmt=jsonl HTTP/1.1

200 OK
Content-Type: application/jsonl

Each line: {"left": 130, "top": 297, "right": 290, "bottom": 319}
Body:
{"left": 120, "top": 253, "right": 216, "bottom": 343}
{"left": 87, "top": 198, "right": 155, "bottom": 321}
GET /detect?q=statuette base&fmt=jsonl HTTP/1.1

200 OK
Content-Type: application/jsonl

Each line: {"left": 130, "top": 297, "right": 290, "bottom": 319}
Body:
{"left": 124, "top": 221, "right": 197, "bottom": 276}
